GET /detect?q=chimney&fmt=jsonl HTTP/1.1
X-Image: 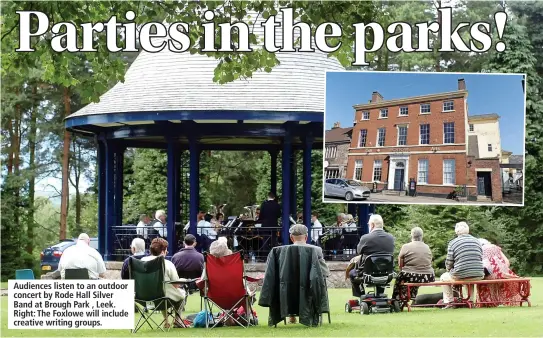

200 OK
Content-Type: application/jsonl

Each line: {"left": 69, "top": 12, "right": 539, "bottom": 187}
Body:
{"left": 458, "top": 78, "right": 466, "bottom": 90}
{"left": 371, "top": 91, "right": 384, "bottom": 103}
{"left": 332, "top": 121, "right": 340, "bottom": 129}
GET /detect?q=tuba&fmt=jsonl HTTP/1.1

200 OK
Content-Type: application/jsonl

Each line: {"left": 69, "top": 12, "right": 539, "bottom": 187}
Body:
{"left": 241, "top": 205, "right": 259, "bottom": 220}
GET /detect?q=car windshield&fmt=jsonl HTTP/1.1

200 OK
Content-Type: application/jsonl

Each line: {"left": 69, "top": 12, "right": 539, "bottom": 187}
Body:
{"left": 346, "top": 180, "right": 362, "bottom": 186}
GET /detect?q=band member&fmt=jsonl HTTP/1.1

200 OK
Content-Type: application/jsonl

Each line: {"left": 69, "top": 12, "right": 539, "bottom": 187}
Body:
{"left": 259, "top": 192, "right": 281, "bottom": 248}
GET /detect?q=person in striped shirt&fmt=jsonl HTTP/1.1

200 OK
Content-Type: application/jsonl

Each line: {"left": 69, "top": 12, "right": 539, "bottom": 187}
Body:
{"left": 440, "top": 221, "right": 484, "bottom": 309}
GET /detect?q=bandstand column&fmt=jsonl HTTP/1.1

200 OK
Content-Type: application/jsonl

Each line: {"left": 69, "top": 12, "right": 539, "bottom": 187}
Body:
{"left": 270, "top": 150, "right": 278, "bottom": 196}
{"left": 166, "top": 140, "right": 179, "bottom": 254}
{"left": 114, "top": 146, "right": 125, "bottom": 227}
{"left": 290, "top": 151, "right": 297, "bottom": 221}
{"left": 303, "top": 136, "right": 313, "bottom": 243}
{"left": 104, "top": 140, "right": 115, "bottom": 260}
{"left": 281, "top": 134, "right": 292, "bottom": 245}
{"left": 357, "top": 204, "right": 372, "bottom": 236}
{"left": 96, "top": 138, "right": 106, "bottom": 256}
{"left": 189, "top": 137, "right": 200, "bottom": 236}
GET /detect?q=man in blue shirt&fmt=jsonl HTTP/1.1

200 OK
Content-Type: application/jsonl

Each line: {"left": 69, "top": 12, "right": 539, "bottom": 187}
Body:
{"left": 121, "top": 238, "right": 147, "bottom": 279}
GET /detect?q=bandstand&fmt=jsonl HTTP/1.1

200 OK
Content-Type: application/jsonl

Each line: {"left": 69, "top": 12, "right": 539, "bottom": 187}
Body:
{"left": 65, "top": 36, "right": 375, "bottom": 260}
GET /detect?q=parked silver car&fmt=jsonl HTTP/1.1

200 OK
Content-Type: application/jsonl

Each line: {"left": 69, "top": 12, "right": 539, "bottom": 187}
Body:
{"left": 324, "top": 178, "right": 371, "bottom": 201}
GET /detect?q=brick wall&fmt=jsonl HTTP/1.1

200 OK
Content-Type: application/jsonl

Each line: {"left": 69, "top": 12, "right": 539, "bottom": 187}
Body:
{"left": 471, "top": 158, "right": 503, "bottom": 202}
{"left": 346, "top": 153, "right": 469, "bottom": 194}
{"left": 351, "top": 96, "right": 467, "bottom": 149}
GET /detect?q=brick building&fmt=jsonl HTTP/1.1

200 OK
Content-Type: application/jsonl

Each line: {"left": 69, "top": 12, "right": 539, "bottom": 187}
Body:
{"left": 324, "top": 122, "right": 352, "bottom": 179}
{"left": 345, "top": 79, "right": 503, "bottom": 202}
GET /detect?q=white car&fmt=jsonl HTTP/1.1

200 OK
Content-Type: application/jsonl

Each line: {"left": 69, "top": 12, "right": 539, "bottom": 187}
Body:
{"left": 324, "top": 179, "right": 371, "bottom": 201}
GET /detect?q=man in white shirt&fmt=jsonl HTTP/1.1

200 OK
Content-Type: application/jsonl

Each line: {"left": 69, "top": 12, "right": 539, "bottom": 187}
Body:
{"left": 311, "top": 212, "right": 323, "bottom": 244}
{"left": 153, "top": 210, "right": 167, "bottom": 238}
{"left": 197, "top": 214, "right": 217, "bottom": 240}
{"left": 136, "top": 214, "right": 150, "bottom": 239}
{"left": 184, "top": 211, "right": 205, "bottom": 232}
{"left": 58, "top": 233, "right": 106, "bottom": 279}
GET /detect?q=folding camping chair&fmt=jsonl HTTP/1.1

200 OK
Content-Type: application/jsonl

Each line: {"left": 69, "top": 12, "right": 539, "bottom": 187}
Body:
{"left": 128, "top": 256, "right": 187, "bottom": 333}
{"left": 15, "top": 269, "right": 35, "bottom": 280}
{"left": 202, "top": 251, "right": 262, "bottom": 329}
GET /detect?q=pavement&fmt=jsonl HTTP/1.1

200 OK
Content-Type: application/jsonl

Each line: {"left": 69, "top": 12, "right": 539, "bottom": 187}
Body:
{"left": 324, "top": 193, "right": 509, "bottom": 205}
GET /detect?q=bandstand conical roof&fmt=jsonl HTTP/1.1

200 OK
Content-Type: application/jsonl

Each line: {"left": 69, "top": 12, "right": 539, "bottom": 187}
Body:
{"left": 66, "top": 17, "right": 345, "bottom": 147}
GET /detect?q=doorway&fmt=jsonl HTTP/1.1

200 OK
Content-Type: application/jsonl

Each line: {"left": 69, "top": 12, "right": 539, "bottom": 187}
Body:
{"left": 394, "top": 162, "right": 405, "bottom": 191}
{"left": 477, "top": 172, "right": 492, "bottom": 197}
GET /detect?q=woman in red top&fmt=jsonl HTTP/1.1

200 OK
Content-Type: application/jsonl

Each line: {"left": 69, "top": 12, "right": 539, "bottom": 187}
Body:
{"left": 477, "top": 239, "right": 522, "bottom": 307}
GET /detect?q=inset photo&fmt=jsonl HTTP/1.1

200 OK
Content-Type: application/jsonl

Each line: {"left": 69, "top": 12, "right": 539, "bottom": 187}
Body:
{"left": 323, "top": 72, "right": 526, "bottom": 206}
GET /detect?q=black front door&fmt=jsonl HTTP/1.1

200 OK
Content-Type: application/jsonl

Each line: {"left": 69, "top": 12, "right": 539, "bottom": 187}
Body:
{"left": 394, "top": 169, "right": 404, "bottom": 191}
{"left": 477, "top": 172, "right": 492, "bottom": 196}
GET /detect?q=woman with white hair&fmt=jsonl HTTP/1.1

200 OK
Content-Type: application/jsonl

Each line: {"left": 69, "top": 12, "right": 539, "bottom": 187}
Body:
{"left": 392, "top": 227, "right": 435, "bottom": 307}
{"left": 477, "top": 238, "right": 522, "bottom": 307}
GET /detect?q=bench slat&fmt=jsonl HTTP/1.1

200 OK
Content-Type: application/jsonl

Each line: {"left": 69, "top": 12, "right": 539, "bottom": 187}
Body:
{"left": 405, "top": 278, "right": 530, "bottom": 287}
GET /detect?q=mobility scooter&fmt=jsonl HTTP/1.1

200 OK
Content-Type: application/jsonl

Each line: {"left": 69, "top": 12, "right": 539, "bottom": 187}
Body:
{"left": 345, "top": 254, "right": 400, "bottom": 315}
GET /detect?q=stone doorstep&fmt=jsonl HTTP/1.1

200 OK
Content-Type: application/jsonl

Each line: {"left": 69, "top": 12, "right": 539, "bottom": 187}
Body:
{"left": 41, "top": 261, "right": 352, "bottom": 288}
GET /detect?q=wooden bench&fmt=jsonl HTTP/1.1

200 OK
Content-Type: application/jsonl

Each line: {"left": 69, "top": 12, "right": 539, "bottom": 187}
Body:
{"left": 403, "top": 278, "right": 531, "bottom": 312}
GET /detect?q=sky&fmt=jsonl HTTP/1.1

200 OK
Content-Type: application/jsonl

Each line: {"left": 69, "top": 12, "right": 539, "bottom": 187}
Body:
{"left": 325, "top": 72, "right": 526, "bottom": 155}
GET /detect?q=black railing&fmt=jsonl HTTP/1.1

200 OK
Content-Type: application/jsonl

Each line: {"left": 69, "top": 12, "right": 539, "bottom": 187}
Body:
{"left": 111, "top": 225, "right": 364, "bottom": 262}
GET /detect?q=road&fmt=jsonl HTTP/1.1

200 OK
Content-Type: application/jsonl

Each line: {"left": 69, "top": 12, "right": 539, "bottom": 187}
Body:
{"left": 323, "top": 193, "right": 506, "bottom": 205}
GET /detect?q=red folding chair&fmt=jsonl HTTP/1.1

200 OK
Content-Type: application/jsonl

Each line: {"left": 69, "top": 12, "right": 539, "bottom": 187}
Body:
{"left": 201, "top": 251, "right": 261, "bottom": 329}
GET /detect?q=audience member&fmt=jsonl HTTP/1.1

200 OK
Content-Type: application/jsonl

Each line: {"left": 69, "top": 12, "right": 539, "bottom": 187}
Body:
{"left": 141, "top": 238, "right": 186, "bottom": 328}
{"left": 121, "top": 238, "right": 147, "bottom": 280}
{"left": 209, "top": 237, "right": 232, "bottom": 257}
{"left": 286, "top": 224, "right": 330, "bottom": 324}
{"left": 171, "top": 234, "right": 204, "bottom": 279}
{"left": 350, "top": 214, "right": 395, "bottom": 297}
{"left": 440, "top": 222, "right": 484, "bottom": 309}
{"left": 477, "top": 238, "right": 522, "bottom": 307}
{"left": 392, "top": 227, "right": 435, "bottom": 307}
{"left": 59, "top": 233, "right": 106, "bottom": 280}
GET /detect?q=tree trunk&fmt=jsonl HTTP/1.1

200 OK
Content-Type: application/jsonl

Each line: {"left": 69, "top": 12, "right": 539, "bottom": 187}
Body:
{"left": 60, "top": 87, "right": 71, "bottom": 240}
{"left": 6, "top": 117, "right": 13, "bottom": 175}
{"left": 13, "top": 88, "right": 21, "bottom": 228}
{"left": 27, "top": 85, "right": 38, "bottom": 255}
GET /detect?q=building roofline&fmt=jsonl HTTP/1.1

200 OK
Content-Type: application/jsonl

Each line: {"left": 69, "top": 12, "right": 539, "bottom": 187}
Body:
{"left": 353, "top": 90, "right": 468, "bottom": 110}
{"left": 468, "top": 114, "right": 501, "bottom": 121}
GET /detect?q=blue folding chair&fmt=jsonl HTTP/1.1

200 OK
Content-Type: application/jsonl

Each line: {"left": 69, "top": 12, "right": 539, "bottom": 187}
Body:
{"left": 15, "top": 269, "right": 35, "bottom": 280}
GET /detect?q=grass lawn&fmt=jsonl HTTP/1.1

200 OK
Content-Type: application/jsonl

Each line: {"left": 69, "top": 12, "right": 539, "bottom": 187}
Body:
{"left": 2, "top": 278, "right": 542, "bottom": 337}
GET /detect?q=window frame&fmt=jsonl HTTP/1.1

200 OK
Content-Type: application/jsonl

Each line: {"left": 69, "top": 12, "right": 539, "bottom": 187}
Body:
{"left": 373, "top": 160, "right": 383, "bottom": 182}
{"left": 379, "top": 108, "right": 388, "bottom": 119}
{"left": 488, "top": 144, "right": 492, "bottom": 152}
{"left": 359, "top": 129, "right": 367, "bottom": 147}
{"left": 469, "top": 123, "right": 474, "bottom": 132}
{"left": 443, "top": 100, "right": 455, "bottom": 112}
{"left": 361, "top": 111, "right": 370, "bottom": 120}
{"left": 418, "top": 159, "right": 429, "bottom": 184}
{"left": 443, "top": 159, "right": 456, "bottom": 185}
{"left": 397, "top": 125, "right": 408, "bottom": 146}
{"left": 399, "top": 106, "right": 409, "bottom": 116}
{"left": 325, "top": 145, "right": 338, "bottom": 159}
{"left": 354, "top": 160, "right": 363, "bottom": 180}
{"left": 443, "top": 122, "right": 455, "bottom": 144}
{"left": 420, "top": 124, "right": 430, "bottom": 145}
{"left": 377, "top": 128, "right": 386, "bottom": 147}
{"left": 420, "top": 103, "right": 431, "bottom": 114}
